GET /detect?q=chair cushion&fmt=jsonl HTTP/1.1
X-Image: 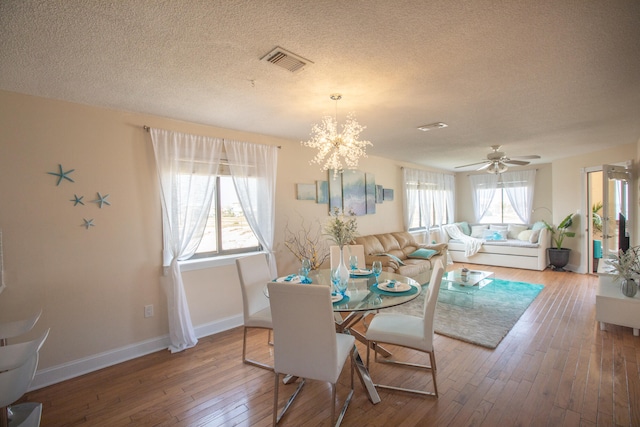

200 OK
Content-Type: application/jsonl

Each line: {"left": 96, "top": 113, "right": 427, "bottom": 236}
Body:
{"left": 366, "top": 313, "right": 432, "bottom": 352}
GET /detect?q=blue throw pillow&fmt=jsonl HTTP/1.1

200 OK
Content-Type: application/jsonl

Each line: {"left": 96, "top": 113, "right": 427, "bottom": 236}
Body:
{"left": 531, "top": 221, "right": 547, "bottom": 231}
{"left": 456, "top": 221, "right": 471, "bottom": 236}
{"left": 408, "top": 248, "right": 438, "bottom": 259}
{"left": 376, "top": 253, "right": 405, "bottom": 266}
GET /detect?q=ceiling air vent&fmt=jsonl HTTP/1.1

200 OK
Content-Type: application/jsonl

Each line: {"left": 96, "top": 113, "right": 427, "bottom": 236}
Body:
{"left": 261, "top": 46, "right": 312, "bottom": 73}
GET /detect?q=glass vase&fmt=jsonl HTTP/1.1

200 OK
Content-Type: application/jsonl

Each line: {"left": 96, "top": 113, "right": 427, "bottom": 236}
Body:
{"left": 621, "top": 278, "right": 638, "bottom": 298}
{"left": 338, "top": 247, "right": 350, "bottom": 291}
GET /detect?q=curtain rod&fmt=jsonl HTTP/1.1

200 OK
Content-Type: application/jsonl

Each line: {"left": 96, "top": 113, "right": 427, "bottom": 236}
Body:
{"left": 143, "top": 125, "right": 281, "bottom": 148}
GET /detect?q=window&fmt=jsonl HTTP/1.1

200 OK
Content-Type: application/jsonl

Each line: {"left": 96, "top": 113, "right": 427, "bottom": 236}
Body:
{"left": 403, "top": 168, "right": 455, "bottom": 231}
{"left": 192, "top": 175, "right": 260, "bottom": 258}
{"left": 479, "top": 187, "right": 522, "bottom": 224}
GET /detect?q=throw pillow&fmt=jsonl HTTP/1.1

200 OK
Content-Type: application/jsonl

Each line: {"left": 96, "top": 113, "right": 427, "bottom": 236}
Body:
{"left": 531, "top": 221, "right": 547, "bottom": 231}
{"left": 529, "top": 229, "right": 541, "bottom": 243}
{"left": 508, "top": 224, "right": 528, "bottom": 239}
{"left": 456, "top": 221, "right": 471, "bottom": 236}
{"left": 483, "top": 229, "right": 507, "bottom": 241}
{"left": 408, "top": 248, "right": 438, "bottom": 259}
{"left": 442, "top": 223, "right": 462, "bottom": 239}
{"left": 490, "top": 224, "right": 508, "bottom": 231}
{"left": 375, "top": 253, "right": 406, "bottom": 266}
{"left": 471, "top": 225, "right": 488, "bottom": 238}
{"left": 517, "top": 229, "right": 533, "bottom": 241}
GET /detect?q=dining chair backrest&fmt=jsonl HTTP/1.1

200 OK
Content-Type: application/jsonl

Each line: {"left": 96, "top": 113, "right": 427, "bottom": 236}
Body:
{"left": 330, "top": 245, "right": 366, "bottom": 269}
{"left": 0, "top": 309, "right": 42, "bottom": 343}
{"left": 236, "top": 253, "right": 272, "bottom": 323}
{"left": 423, "top": 260, "right": 444, "bottom": 347}
{"left": 267, "top": 282, "right": 342, "bottom": 383}
{"left": 0, "top": 329, "right": 49, "bottom": 372}
{"left": 0, "top": 352, "right": 39, "bottom": 408}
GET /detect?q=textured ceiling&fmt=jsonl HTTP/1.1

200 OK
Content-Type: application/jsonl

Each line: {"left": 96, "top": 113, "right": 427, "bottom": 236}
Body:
{"left": 1, "top": 0, "right": 639, "bottom": 171}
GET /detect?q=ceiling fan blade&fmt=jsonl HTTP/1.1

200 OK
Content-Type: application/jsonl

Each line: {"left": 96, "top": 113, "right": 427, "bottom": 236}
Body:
{"left": 476, "top": 162, "right": 492, "bottom": 171}
{"left": 455, "top": 160, "right": 490, "bottom": 169}
{"left": 503, "top": 159, "right": 530, "bottom": 166}
{"left": 510, "top": 155, "right": 540, "bottom": 159}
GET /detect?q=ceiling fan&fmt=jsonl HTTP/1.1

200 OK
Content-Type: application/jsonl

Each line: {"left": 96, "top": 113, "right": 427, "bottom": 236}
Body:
{"left": 455, "top": 145, "right": 541, "bottom": 174}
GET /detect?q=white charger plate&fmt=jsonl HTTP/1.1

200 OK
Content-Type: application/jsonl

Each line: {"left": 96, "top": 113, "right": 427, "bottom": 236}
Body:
{"left": 350, "top": 269, "right": 372, "bottom": 276}
{"left": 275, "top": 275, "right": 301, "bottom": 284}
{"left": 378, "top": 280, "right": 411, "bottom": 292}
{"left": 331, "top": 294, "right": 343, "bottom": 303}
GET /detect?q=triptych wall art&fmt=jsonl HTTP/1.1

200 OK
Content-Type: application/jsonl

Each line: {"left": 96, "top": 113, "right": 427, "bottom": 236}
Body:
{"left": 296, "top": 169, "right": 394, "bottom": 216}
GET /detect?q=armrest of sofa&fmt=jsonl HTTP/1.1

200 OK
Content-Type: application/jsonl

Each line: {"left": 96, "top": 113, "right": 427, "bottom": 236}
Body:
{"left": 417, "top": 242, "right": 448, "bottom": 252}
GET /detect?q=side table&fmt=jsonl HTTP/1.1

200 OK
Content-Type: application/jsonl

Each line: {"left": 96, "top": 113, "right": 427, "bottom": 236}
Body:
{"left": 596, "top": 274, "right": 640, "bottom": 336}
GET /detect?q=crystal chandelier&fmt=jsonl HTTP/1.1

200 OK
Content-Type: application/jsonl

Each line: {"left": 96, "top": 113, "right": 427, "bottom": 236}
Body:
{"left": 302, "top": 94, "right": 372, "bottom": 175}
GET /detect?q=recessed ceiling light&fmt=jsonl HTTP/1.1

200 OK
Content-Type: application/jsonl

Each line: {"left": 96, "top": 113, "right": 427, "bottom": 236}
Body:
{"left": 418, "top": 122, "right": 448, "bottom": 131}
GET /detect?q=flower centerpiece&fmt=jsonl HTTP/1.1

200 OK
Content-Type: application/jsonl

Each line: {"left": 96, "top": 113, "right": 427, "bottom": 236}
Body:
{"left": 606, "top": 248, "right": 639, "bottom": 297}
{"left": 324, "top": 208, "right": 359, "bottom": 288}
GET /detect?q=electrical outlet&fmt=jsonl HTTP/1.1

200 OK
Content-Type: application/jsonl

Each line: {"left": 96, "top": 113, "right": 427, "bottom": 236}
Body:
{"left": 144, "top": 304, "right": 154, "bottom": 318}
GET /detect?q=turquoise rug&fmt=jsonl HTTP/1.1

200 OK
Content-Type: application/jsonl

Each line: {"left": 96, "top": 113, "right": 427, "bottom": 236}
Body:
{"left": 388, "top": 279, "right": 544, "bottom": 349}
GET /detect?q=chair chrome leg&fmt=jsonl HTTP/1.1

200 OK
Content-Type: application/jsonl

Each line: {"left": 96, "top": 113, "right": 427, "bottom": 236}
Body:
{"left": 243, "top": 327, "right": 273, "bottom": 371}
{"left": 275, "top": 376, "right": 305, "bottom": 424}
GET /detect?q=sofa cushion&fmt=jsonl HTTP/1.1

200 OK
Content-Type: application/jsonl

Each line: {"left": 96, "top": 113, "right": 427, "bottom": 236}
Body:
{"left": 471, "top": 224, "right": 488, "bottom": 238}
{"left": 531, "top": 221, "right": 547, "bottom": 231}
{"left": 408, "top": 248, "right": 438, "bottom": 259}
{"left": 508, "top": 224, "right": 528, "bottom": 239}
{"left": 529, "top": 229, "right": 541, "bottom": 243}
{"left": 517, "top": 229, "right": 533, "bottom": 241}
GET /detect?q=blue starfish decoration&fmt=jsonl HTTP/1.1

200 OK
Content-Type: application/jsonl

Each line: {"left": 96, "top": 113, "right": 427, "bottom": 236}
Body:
{"left": 93, "top": 192, "right": 111, "bottom": 208}
{"left": 83, "top": 218, "right": 95, "bottom": 229}
{"left": 47, "top": 164, "right": 75, "bottom": 186}
{"left": 71, "top": 194, "right": 84, "bottom": 206}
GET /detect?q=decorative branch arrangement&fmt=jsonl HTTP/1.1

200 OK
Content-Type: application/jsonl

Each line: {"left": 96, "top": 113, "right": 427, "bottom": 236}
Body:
{"left": 284, "top": 215, "right": 329, "bottom": 270}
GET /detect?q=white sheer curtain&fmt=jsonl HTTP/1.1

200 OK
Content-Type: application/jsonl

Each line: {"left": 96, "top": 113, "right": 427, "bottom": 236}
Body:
{"left": 224, "top": 140, "right": 278, "bottom": 277}
{"left": 402, "top": 167, "right": 455, "bottom": 230}
{"left": 150, "top": 128, "right": 223, "bottom": 353}
{"left": 469, "top": 173, "right": 499, "bottom": 222}
{"left": 502, "top": 170, "right": 536, "bottom": 223}
{"left": 402, "top": 168, "right": 420, "bottom": 231}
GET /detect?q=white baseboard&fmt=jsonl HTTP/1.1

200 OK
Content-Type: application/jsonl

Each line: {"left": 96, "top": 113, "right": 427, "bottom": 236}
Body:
{"left": 30, "top": 314, "right": 243, "bottom": 391}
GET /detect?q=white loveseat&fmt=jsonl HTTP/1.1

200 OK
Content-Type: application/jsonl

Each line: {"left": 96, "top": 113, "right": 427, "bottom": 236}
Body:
{"left": 440, "top": 222, "right": 550, "bottom": 271}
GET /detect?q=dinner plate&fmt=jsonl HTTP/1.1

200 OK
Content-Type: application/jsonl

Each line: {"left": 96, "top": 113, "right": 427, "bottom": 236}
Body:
{"left": 331, "top": 293, "right": 343, "bottom": 303}
{"left": 377, "top": 280, "right": 411, "bottom": 292}
{"left": 275, "top": 275, "right": 301, "bottom": 284}
{"left": 350, "top": 269, "right": 372, "bottom": 276}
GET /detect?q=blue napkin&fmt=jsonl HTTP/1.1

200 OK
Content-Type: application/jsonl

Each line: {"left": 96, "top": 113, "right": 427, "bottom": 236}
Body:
{"left": 387, "top": 280, "right": 396, "bottom": 288}
{"left": 284, "top": 274, "right": 297, "bottom": 282}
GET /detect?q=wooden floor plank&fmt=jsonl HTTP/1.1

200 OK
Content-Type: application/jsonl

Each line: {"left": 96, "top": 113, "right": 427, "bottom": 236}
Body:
{"left": 19, "top": 264, "right": 640, "bottom": 426}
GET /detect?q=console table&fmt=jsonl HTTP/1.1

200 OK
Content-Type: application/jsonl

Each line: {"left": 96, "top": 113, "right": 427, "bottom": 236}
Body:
{"left": 596, "top": 274, "right": 640, "bottom": 336}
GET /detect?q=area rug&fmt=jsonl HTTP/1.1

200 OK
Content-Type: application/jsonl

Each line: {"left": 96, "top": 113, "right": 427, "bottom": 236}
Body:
{"left": 388, "top": 279, "right": 544, "bottom": 349}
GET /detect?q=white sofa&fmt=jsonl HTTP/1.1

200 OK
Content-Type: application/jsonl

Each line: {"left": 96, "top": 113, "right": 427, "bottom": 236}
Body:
{"left": 441, "top": 222, "right": 550, "bottom": 271}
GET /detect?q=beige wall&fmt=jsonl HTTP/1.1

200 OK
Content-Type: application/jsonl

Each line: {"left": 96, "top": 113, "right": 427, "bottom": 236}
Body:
{"left": 0, "top": 90, "right": 443, "bottom": 387}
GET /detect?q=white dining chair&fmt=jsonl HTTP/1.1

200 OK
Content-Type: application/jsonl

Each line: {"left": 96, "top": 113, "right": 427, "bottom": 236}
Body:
{"left": 365, "top": 259, "right": 445, "bottom": 397}
{"left": 267, "top": 282, "right": 356, "bottom": 426}
{"left": 0, "top": 340, "right": 46, "bottom": 427}
{"left": 0, "top": 330, "right": 49, "bottom": 372}
{"left": 330, "top": 245, "right": 366, "bottom": 270}
{"left": 0, "top": 310, "right": 42, "bottom": 346}
{"left": 236, "top": 253, "right": 273, "bottom": 370}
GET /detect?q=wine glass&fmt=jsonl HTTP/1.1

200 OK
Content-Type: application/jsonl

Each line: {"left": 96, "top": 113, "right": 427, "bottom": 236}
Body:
{"left": 372, "top": 261, "right": 382, "bottom": 284}
{"left": 349, "top": 255, "right": 358, "bottom": 271}
{"left": 300, "top": 258, "right": 311, "bottom": 283}
{"left": 332, "top": 270, "right": 348, "bottom": 296}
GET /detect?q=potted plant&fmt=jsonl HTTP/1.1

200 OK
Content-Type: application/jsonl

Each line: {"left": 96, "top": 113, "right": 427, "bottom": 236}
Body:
{"left": 543, "top": 213, "right": 576, "bottom": 271}
{"left": 606, "top": 249, "right": 639, "bottom": 297}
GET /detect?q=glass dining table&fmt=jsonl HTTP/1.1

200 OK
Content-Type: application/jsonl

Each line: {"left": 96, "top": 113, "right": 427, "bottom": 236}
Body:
{"left": 304, "top": 269, "right": 422, "bottom": 404}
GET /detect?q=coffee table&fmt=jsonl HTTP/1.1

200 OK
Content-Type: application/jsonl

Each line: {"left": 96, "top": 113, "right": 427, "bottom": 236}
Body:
{"left": 440, "top": 269, "right": 494, "bottom": 307}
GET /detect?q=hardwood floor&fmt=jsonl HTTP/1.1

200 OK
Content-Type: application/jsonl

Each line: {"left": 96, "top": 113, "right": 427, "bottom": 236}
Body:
{"left": 21, "top": 264, "right": 640, "bottom": 426}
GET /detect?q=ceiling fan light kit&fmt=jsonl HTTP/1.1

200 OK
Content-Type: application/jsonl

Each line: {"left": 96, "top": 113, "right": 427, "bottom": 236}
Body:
{"left": 455, "top": 145, "right": 541, "bottom": 174}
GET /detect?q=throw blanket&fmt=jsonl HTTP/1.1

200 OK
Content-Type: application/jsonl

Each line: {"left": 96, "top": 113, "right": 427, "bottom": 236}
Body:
{"left": 442, "top": 224, "right": 483, "bottom": 257}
